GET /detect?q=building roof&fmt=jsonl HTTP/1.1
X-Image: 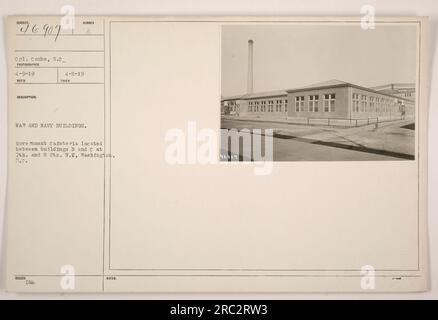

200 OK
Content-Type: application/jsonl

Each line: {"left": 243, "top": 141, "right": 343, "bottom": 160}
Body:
{"left": 371, "top": 83, "right": 415, "bottom": 91}
{"left": 285, "top": 79, "right": 359, "bottom": 93}
{"left": 242, "top": 90, "right": 288, "bottom": 100}
{"left": 221, "top": 79, "right": 415, "bottom": 103}
{"left": 287, "top": 79, "right": 349, "bottom": 92}
{"left": 221, "top": 89, "right": 287, "bottom": 102}
{"left": 286, "top": 79, "right": 414, "bottom": 102}
{"left": 221, "top": 94, "right": 246, "bottom": 101}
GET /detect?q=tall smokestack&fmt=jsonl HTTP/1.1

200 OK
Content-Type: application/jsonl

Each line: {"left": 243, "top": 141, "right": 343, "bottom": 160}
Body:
{"left": 247, "top": 39, "right": 254, "bottom": 94}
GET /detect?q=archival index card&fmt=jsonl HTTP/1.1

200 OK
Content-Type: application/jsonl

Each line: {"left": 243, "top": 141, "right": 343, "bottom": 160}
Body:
{"left": 5, "top": 16, "right": 429, "bottom": 292}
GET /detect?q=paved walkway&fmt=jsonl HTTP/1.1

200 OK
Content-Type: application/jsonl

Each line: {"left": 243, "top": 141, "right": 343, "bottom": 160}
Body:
{"left": 222, "top": 114, "right": 408, "bottom": 128}
{"left": 221, "top": 118, "right": 415, "bottom": 160}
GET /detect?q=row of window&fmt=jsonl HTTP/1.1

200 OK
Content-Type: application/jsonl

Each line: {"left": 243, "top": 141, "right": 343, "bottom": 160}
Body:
{"left": 248, "top": 95, "right": 336, "bottom": 113}
{"left": 352, "top": 93, "right": 398, "bottom": 113}
{"left": 248, "top": 99, "right": 288, "bottom": 113}
{"left": 242, "top": 92, "right": 405, "bottom": 114}
{"left": 295, "top": 94, "right": 336, "bottom": 113}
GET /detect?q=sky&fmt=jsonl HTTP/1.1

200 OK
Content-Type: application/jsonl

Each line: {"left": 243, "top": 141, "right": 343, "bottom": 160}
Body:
{"left": 221, "top": 24, "right": 418, "bottom": 97}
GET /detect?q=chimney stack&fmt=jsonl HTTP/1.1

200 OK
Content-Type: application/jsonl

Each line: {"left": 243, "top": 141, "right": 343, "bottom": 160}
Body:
{"left": 247, "top": 39, "right": 254, "bottom": 94}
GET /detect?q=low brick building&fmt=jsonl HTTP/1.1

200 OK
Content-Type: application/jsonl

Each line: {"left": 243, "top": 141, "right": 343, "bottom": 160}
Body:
{"left": 221, "top": 79, "right": 415, "bottom": 121}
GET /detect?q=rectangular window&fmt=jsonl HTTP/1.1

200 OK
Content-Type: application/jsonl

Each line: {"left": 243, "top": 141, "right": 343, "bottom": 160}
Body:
{"left": 352, "top": 93, "right": 359, "bottom": 112}
{"left": 276, "top": 100, "right": 282, "bottom": 112}
{"left": 284, "top": 99, "right": 288, "bottom": 112}
{"left": 361, "top": 95, "right": 367, "bottom": 112}
{"left": 324, "top": 94, "right": 335, "bottom": 112}
{"left": 308, "top": 95, "right": 319, "bottom": 112}
{"left": 370, "top": 96, "right": 374, "bottom": 112}
{"left": 295, "top": 96, "right": 305, "bottom": 112}
{"left": 268, "top": 100, "right": 273, "bottom": 112}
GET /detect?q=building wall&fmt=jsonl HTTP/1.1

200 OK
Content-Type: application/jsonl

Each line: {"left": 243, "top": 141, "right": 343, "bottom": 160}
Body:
{"left": 221, "top": 99, "right": 245, "bottom": 115}
{"left": 350, "top": 87, "right": 414, "bottom": 119}
{"left": 222, "top": 85, "right": 415, "bottom": 120}
{"left": 244, "top": 96, "right": 288, "bottom": 118}
{"left": 379, "top": 89, "right": 415, "bottom": 100}
{"left": 373, "top": 84, "right": 416, "bottom": 101}
{"left": 287, "top": 87, "right": 350, "bottom": 119}
{"left": 237, "top": 100, "right": 249, "bottom": 115}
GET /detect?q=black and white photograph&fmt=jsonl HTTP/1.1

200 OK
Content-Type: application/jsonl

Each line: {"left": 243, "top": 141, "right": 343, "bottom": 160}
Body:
{"left": 220, "top": 23, "right": 418, "bottom": 161}
{"left": 0, "top": 3, "right": 434, "bottom": 300}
